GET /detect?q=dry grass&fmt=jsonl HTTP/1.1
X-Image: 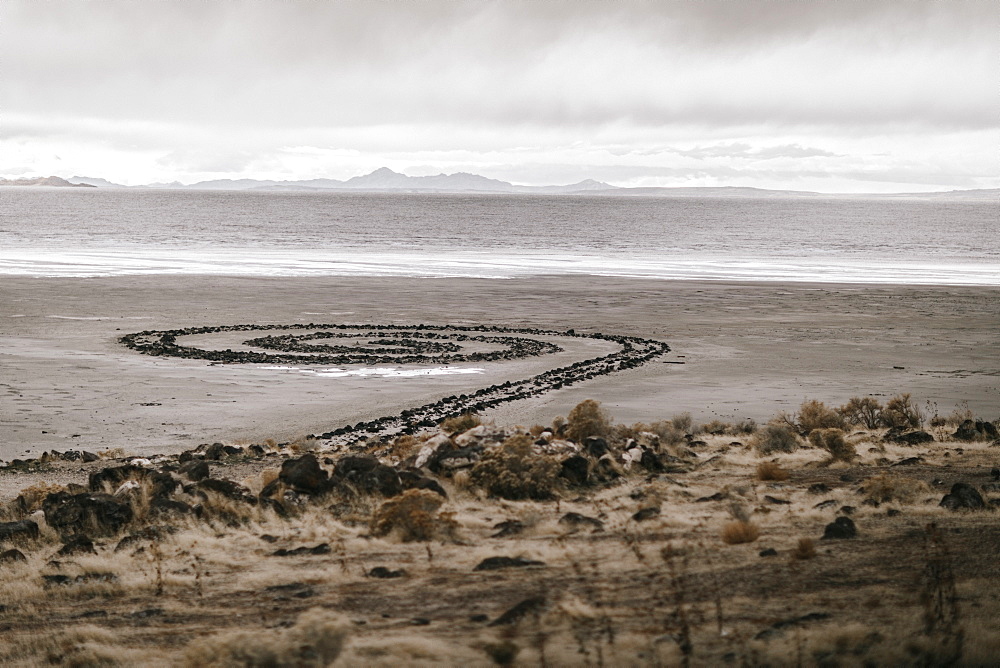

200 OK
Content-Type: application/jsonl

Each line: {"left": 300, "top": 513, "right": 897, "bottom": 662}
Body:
{"left": 2, "top": 402, "right": 1000, "bottom": 666}
{"left": 370, "top": 489, "right": 456, "bottom": 542}
{"left": 440, "top": 413, "right": 481, "bottom": 436}
{"left": 720, "top": 521, "right": 760, "bottom": 545}
{"left": 183, "top": 607, "right": 350, "bottom": 667}
{"left": 791, "top": 537, "right": 817, "bottom": 560}
{"left": 755, "top": 461, "right": 789, "bottom": 481}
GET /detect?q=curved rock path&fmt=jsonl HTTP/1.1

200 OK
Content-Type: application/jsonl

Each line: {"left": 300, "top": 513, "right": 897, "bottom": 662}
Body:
{"left": 120, "top": 324, "right": 670, "bottom": 448}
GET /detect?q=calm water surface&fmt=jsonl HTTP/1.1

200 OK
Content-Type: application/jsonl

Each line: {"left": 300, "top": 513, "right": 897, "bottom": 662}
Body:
{"left": 1, "top": 189, "right": 996, "bottom": 284}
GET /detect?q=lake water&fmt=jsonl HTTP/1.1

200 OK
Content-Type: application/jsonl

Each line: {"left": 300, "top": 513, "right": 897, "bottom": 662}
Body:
{"left": 1, "top": 188, "right": 997, "bottom": 285}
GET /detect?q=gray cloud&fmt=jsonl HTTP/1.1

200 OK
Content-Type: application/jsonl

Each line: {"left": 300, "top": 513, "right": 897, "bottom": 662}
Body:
{"left": 1, "top": 1, "right": 996, "bottom": 190}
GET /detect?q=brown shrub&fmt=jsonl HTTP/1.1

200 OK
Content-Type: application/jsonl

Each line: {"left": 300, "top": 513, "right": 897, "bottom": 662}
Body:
{"left": 797, "top": 399, "right": 846, "bottom": 434}
{"left": 809, "top": 428, "right": 855, "bottom": 462}
{"left": 792, "top": 538, "right": 817, "bottom": 560}
{"left": 702, "top": 419, "right": 730, "bottom": 435}
{"left": 883, "top": 393, "right": 922, "bottom": 429}
{"left": 469, "top": 435, "right": 560, "bottom": 500}
{"left": 671, "top": 412, "right": 693, "bottom": 433}
{"left": 370, "top": 489, "right": 454, "bottom": 542}
{"left": 15, "top": 482, "right": 66, "bottom": 514}
{"left": 838, "top": 396, "right": 883, "bottom": 429}
{"left": 566, "top": 399, "right": 611, "bottom": 443}
{"left": 647, "top": 420, "right": 686, "bottom": 446}
{"left": 751, "top": 424, "right": 800, "bottom": 455}
{"left": 756, "top": 461, "right": 789, "bottom": 481}
{"left": 721, "top": 521, "right": 760, "bottom": 545}
{"left": 440, "top": 413, "right": 481, "bottom": 436}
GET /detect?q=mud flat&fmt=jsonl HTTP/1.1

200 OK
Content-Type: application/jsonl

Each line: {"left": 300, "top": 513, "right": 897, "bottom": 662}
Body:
{"left": 1, "top": 275, "right": 998, "bottom": 461}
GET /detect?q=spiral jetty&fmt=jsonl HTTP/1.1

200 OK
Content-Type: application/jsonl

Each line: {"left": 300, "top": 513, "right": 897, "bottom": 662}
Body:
{"left": 120, "top": 324, "right": 670, "bottom": 448}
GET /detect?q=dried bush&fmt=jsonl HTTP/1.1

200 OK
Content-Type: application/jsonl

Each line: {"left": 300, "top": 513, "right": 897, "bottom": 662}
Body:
{"left": 184, "top": 607, "right": 350, "bottom": 667}
{"left": 883, "top": 393, "right": 922, "bottom": 429}
{"left": 838, "top": 396, "right": 884, "bottom": 429}
{"left": 671, "top": 412, "right": 693, "bottom": 433}
{"left": 946, "top": 402, "right": 974, "bottom": 427}
{"left": 440, "top": 413, "right": 481, "bottom": 436}
{"left": 809, "top": 428, "right": 855, "bottom": 462}
{"left": 388, "top": 434, "right": 420, "bottom": 460}
{"left": 15, "top": 482, "right": 66, "bottom": 514}
{"left": 756, "top": 461, "right": 789, "bottom": 481}
{"left": 733, "top": 418, "right": 758, "bottom": 435}
{"left": 721, "top": 521, "right": 760, "bottom": 545}
{"left": 701, "top": 419, "right": 730, "bottom": 435}
{"left": 566, "top": 399, "right": 611, "bottom": 443}
{"left": 751, "top": 424, "right": 800, "bottom": 455}
{"left": 647, "top": 420, "right": 686, "bottom": 446}
{"left": 792, "top": 538, "right": 817, "bottom": 560}
{"left": 370, "top": 489, "right": 453, "bottom": 542}
{"left": 551, "top": 415, "right": 567, "bottom": 436}
{"left": 797, "top": 399, "right": 846, "bottom": 434}
{"left": 470, "top": 435, "right": 560, "bottom": 500}
{"left": 864, "top": 474, "right": 929, "bottom": 504}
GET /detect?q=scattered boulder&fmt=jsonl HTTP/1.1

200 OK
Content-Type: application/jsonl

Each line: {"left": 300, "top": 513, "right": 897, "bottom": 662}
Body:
{"left": 331, "top": 456, "right": 401, "bottom": 497}
{"left": 888, "top": 430, "right": 935, "bottom": 446}
{"left": 42, "top": 492, "right": 133, "bottom": 537}
{"left": 89, "top": 464, "right": 176, "bottom": 499}
{"left": 559, "top": 455, "right": 590, "bottom": 486}
{"left": 0, "top": 549, "right": 27, "bottom": 563}
{"left": 272, "top": 543, "right": 331, "bottom": 557}
{"left": 474, "top": 556, "right": 545, "bottom": 571}
{"left": 187, "top": 479, "right": 256, "bottom": 505}
{"left": 939, "top": 482, "right": 986, "bottom": 511}
{"left": 821, "top": 516, "right": 857, "bottom": 540}
{"left": 431, "top": 445, "right": 484, "bottom": 473}
{"left": 57, "top": 535, "right": 96, "bottom": 556}
{"left": 491, "top": 520, "right": 525, "bottom": 538}
{"left": 178, "top": 460, "right": 210, "bottom": 482}
{"left": 584, "top": 436, "right": 609, "bottom": 458}
{"left": 278, "top": 454, "right": 330, "bottom": 495}
{"left": 632, "top": 506, "right": 661, "bottom": 522}
{"left": 367, "top": 566, "right": 407, "bottom": 579}
{"left": 953, "top": 419, "right": 999, "bottom": 441}
{"left": 489, "top": 596, "right": 546, "bottom": 626}
{"left": 397, "top": 470, "right": 447, "bottom": 498}
{"left": 0, "top": 519, "right": 40, "bottom": 544}
{"left": 558, "top": 512, "right": 604, "bottom": 532}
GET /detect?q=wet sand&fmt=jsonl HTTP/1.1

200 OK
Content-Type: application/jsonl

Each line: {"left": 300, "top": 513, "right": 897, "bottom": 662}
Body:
{"left": 2, "top": 275, "right": 998, "bottom": 459}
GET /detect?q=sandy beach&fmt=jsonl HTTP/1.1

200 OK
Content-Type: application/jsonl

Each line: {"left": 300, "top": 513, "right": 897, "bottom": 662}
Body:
{"left": 2, "top": 275, "right": 997, "bottom": 461}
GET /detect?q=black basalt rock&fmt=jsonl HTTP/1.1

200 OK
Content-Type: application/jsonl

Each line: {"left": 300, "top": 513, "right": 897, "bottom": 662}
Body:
{"left": 940, "top": 482, "right": 986, "bottom": 511}
{"left": 821, "top": 516, "right": 857, "bottom": 540}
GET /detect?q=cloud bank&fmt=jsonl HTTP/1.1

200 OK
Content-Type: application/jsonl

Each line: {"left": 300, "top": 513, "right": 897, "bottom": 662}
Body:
{"left": 2, "top": 0, "right": 996, "bottom": 191}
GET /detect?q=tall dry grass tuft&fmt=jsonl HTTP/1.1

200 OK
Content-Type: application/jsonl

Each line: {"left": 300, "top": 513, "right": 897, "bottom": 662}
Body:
{"left": 721, "top": 521, "right": 760, "bottom": 545}
{"left": 791, "top": 538, "right": 817, "bottom": 560}
{"left": 440, "top": 413, "right": 481, "bottom": 436}
{"left": 756, "top": 461, "right": 789, "bottom": 481}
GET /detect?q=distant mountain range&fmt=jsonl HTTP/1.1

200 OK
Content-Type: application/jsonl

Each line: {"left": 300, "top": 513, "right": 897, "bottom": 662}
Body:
{"left": 0, "top": 175, "right": 95, "bottom": 188}
{"left": 2, "top": 169, "right": 996, "bottom": 200}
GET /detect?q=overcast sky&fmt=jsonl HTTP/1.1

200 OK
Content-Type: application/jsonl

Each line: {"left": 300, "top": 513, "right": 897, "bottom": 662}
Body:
{"left": 2, "top": 0, "right": 997, "bottom": 191}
